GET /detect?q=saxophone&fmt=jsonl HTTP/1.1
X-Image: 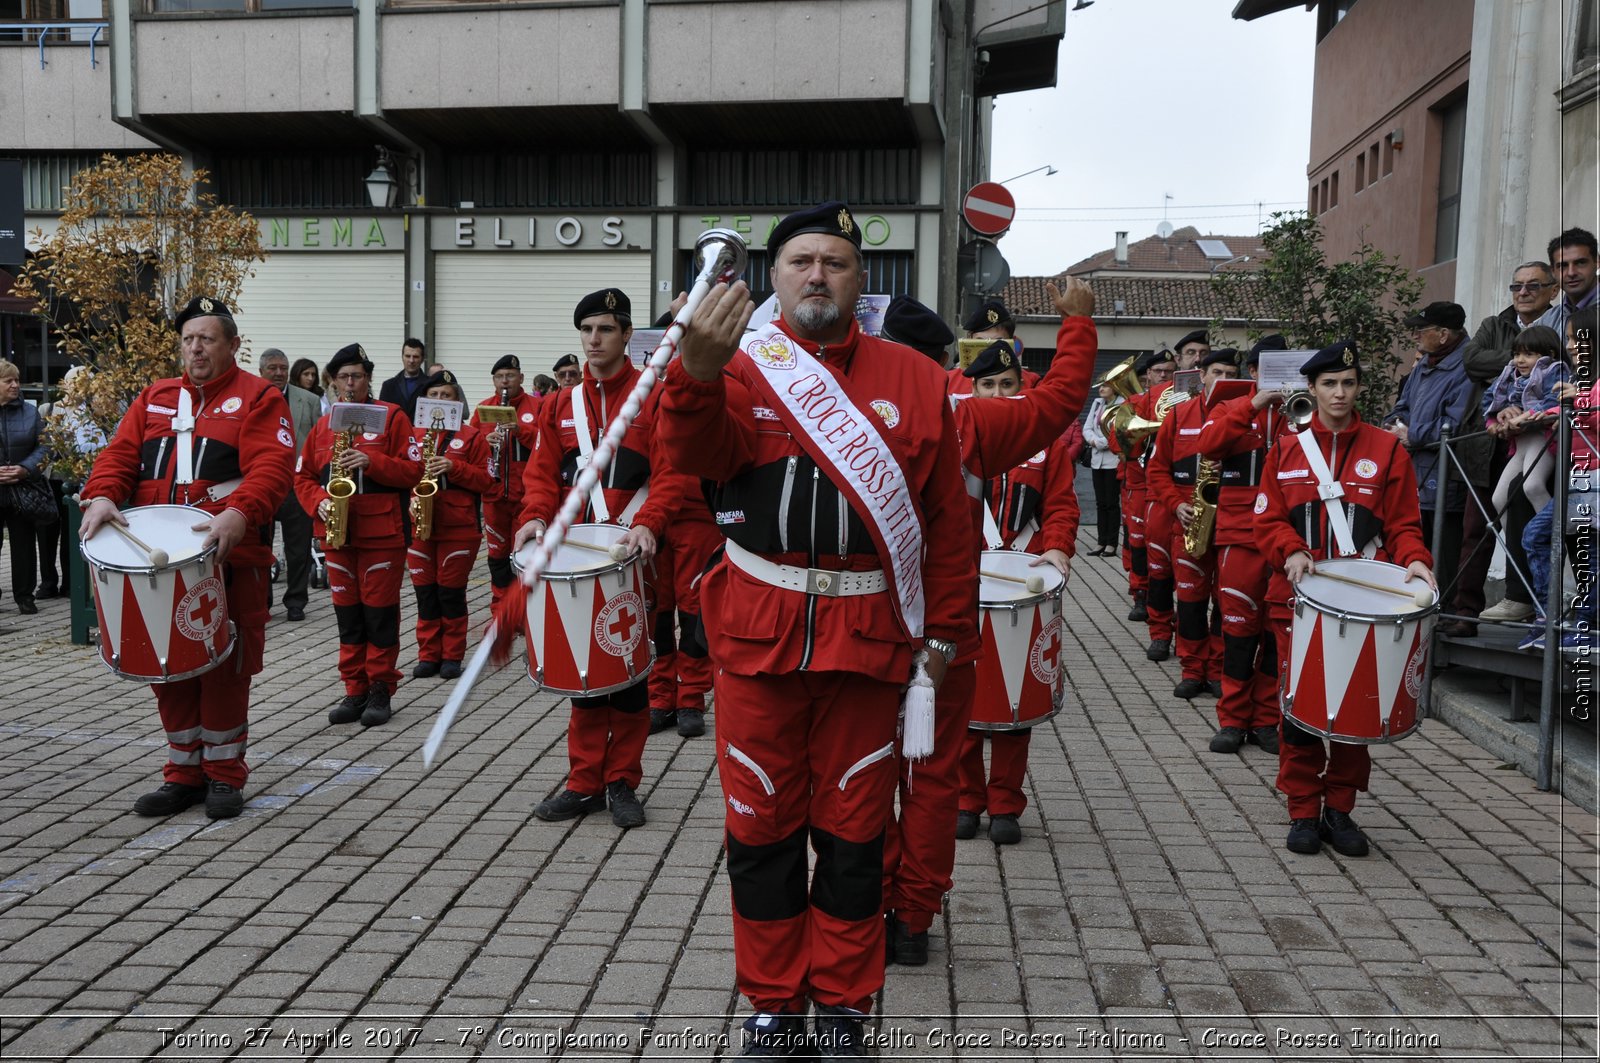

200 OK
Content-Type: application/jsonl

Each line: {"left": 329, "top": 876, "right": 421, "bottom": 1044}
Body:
{"left": 324, "top": 425, "right": 357, "bottom": 549}
{"left": 410, "top": 409, "right": 444, "bottom": 542}
{"left": 1182, "top": 457, "right": 1221, "bottom": 556}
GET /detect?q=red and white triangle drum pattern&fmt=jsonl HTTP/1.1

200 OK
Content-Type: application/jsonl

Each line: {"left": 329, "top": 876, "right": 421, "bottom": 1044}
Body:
{"left": 81, "top": 505, "right": 235, "bottom": 682}
{"left": 1287, "top": 558, "right": 1435, "bottom": 744}
{"left": 515, "top": 523, "right": 653, "bottom": 696}
{"left": 971, "top": 549, "right": 1067, "bottom": 730}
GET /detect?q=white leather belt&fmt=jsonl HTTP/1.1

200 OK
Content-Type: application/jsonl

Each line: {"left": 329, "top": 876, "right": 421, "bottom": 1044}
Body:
{"left": 725, "top": 541, "right": 886, "bottom": 598}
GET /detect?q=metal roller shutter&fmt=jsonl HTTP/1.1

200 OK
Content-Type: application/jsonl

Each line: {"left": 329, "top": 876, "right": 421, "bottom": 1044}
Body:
{"left": 433, "top": 254, "right": 652, "bottom": 395}
{"left": 232, "top": 253, "right": 407, "bottom": 372}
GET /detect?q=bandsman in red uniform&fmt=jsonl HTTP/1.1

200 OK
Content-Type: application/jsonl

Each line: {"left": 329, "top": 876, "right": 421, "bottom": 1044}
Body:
{"left": 1195, "top": 336, "right": 1290, "bottom": 754}
{"left": 946, "top": 299, "right": 1041, "bottom": 397}
{"left": 1147, "top": 350, "right": 1238, "bottom": 699}
{"left": 876, "top": 291, "right": 1097, "bottom": 969}
{"left": 473, "top": 355, "right": 541, "bottom": 606}
{"left": 514, "top": 287, "right": 687, "bottom": 831}
{"left": 955, "top": 342, "right": 1079, "bottom": 846}
{"left": 1255, "top": 341, "right": 1434, "bottom": 856}
{"left": 1118, "top": 350, "right": 1175, "bottom": 632}
{"left": 295, "top": 344, "right": 422, "bottom": 728}
{"left": 660, "top": 203, "right": 977, "bottom": 1055}
{"left": 405, "top": 370, "right": 493, "bottom": 681}
{"left": 81, "top": 296, "right": 295, "bottom": 819}
{"left": 646, "top": 490, "right": 719, "bottom": 739}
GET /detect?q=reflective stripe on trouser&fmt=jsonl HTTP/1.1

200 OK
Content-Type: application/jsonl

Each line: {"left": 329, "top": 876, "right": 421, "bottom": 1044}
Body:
{"left": 1216, "top": 544, "right": 1280, "bottom": 730}
{"left": 567, "top": 679, "right": 650, "bottom": 794}
{"left": 715, "top": 669, "right": 900, "bottom": 1016}
{"left": 1172, "top": 534, "right": 1220, "bottom": 683}
{"left": 884, "top": 662, "right": 976, "bottom": 935}
{"left": 151, "top": 562, "right": 268, "bottom": 787}
{"left": 1270, "top": 612, "right": 1371, "bottom": 820}
{"left": 1144, "top": 499, "right": 1175, "bottom": 640}
{"left": 408, "top": 540, "right": 480, "bottom": 663}
{"left": 957, "top": 727, "right": 1032, "bottom": 818}
{"left": 327, "top": 546, "right": 406, "bottom": 696}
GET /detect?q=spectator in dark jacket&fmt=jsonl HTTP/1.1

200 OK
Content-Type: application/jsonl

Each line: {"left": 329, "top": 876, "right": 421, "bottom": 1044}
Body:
{"left": 0, "top": 359, "right": 46, "bottom": 614}
{"left": 377, "top": 337, "right": 428, "bottom": 422}
{"left": 1463, "top": 261, "right": 1558, "bottom": 384}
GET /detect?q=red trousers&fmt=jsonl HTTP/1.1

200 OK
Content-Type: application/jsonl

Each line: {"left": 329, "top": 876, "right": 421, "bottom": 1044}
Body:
{"left": 483, "top": 496, "right": 518, "bottom": 605}
{"left": 1123, "top": 481, "right": 1146, "bottom": 596}
{"left": 566, "top": 679, "right": 651, "bottom": 794}
{"left": 884, "top": 662, "right": 975, "bottom": 935}
{"left": 958, "top": 728, "right": 1032, "bottom": 818}
{"left": 327, "top": 545, "right": 405, "bottom": 696}
{"left": 647, "top": 526, "right": 718, "bottom": 712}
{"left": 407, "top": 537, "right": 481, "bottom": 665}
{"left": 1270, "top": 612, "right": 1371, "bottom": 819}
{"left": 1171, "top": 531, "right": 1221, "bottom": 684}
{"left": 1144, "top": 499, "right": 1175, "bottom": 640}
{"left": 153, "top": 563, "right": 269, "bottom": 789}
{"left": 1215, "top": 544, "right": 1280, "bottom": 730}
{"left": 715, "top": 669, "right": 900, "bottom": 1016}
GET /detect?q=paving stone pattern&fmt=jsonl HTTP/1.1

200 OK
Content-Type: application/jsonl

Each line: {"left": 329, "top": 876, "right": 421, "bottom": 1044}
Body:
{"left": 0, "top": 533, "right": 1595, "bottom": 1060}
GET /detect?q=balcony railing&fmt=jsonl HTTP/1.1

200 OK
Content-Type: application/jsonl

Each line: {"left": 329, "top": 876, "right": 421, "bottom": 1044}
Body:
{"left": 0, "top": 20, "right": 109, "bottom": 68}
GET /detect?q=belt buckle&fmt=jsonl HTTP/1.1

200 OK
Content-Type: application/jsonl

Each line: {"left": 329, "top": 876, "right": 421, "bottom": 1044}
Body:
{"left": 805, "top": 568, "right": 843, "bottom": 597}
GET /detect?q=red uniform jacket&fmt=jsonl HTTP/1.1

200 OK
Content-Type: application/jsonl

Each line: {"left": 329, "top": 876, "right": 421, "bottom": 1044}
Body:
{"left": 1196, "top": 392, "right": 1282, "bottom": 548}
{"left": 518, "top": 362, "right": 687, "bottom": 541}
{"left": 84, "top": 363, "right": 295, "bottom": 568}
{"left": 410, "top": 419, "right": 494, "bottom": 542}
{"left": 471, "top": 388, "right": 540, "bottom": 503}
{"left": 1255, "top": 411, "right": 1431, "bottom": 608}
{"left": 982, "top": 436, "right": 1080, "bottom": 555}
{"left": 294, "top": 400, "right": 422, "bottom": 549}
{"left": 1147, "top": 394, "right": 1208, "bottom": 519}
{"left": 658, "top": 317, "right": 976, "bottom": 679}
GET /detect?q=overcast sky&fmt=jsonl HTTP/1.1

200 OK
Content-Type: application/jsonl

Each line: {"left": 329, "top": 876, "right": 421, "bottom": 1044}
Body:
{"left": 987, "top": 0, "right": 1317, "bottom": 277}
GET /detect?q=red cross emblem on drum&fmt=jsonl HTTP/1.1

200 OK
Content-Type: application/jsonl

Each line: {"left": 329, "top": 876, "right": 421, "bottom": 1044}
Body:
{"left": 176, "top": 576, "right": 226, "bottom": 642}
{"left": 594, "top": 592, "right": 645, "bottom": 658}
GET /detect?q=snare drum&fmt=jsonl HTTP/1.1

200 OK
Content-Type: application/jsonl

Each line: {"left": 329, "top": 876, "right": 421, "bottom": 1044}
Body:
{"left": 1287, "top": 557, "right": 1436, "bottom": 744}
{"left": 970, "top": 550, "right": 1067, "bottom": 730}
{"left": 80, "top": 505, "right": 236, "bottom": 682}
{"left": 512, "top": 523, "right": 653, "bottom": 696}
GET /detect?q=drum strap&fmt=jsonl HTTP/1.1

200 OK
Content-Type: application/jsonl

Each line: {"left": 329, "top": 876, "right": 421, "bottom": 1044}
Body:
{"left": 173, "top": 387, "right": 196, "bottom": 485}
{"left": 1294, "top": 429, "right": 1357, "bottom": 556}
{"left": 569, "top": 387, "right": 611, "bottom": 522}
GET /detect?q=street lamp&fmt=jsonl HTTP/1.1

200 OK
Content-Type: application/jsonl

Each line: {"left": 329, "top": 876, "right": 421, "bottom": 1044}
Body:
{"left": 998, "top": 165, "right": 1058, "bottom": 185}
{"left": 365, "top": 147, "right": 399, "bottom": 210}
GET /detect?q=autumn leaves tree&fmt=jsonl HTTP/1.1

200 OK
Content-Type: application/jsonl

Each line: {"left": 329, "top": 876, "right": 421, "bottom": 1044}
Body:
{"left": 12, "top": 153, "right": 263, "bottom": 481}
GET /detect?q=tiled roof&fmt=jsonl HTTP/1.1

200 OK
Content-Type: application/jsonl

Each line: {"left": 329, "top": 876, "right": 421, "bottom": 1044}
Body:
{"left": 1064, "top": 226, "right": 1270, "bottom": 276}
{"left": 1001, "top": 273, "right": 1278, "bottom": 325}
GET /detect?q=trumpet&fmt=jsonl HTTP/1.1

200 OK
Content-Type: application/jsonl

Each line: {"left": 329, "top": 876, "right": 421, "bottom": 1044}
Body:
{"left": 1182, "top": 457, "right": 1221, "bottom": 556}
{"left": 1283, "top": 390, "right": 1316, "bottom": 429}
{"left": 410, "top": 408, "right": 445, "bottom": 542}
{"left": 324, "top": 425, "right": 356, "bottom": 549}
{"left": 479, "top": 386, "right": 516, "bottom": 486}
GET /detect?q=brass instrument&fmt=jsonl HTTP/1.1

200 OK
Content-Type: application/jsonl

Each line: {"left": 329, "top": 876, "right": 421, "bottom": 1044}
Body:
{"left": 324, "top": 425, "right": 356, "bottom": 549}
{"left": 410, "top": 408, "right": 445, "bottom": 542}
{"left": 1098, "top": 357, "right": 1162, "bottom": 455}
{"left": 479, "top": 386, "right": 516, "bottom": 485}
{"left": 1283, "top": 390, "right": 1316, "bottom": 430}
{"left": 1182, "top": 457, "right": 1221, "bottom": 555}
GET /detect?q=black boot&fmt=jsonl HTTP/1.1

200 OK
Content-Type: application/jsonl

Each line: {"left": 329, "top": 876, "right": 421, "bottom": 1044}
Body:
{"left": 328, "top": 691, "right": 367, "bottom": 725}
{"left": 133, "top": 781, "right": 205, "bottom": 817}
{"left": 1128, "top": 592, "right": 1148, "bottom": 622}
{"left": 1320, "top": 808, "right": 1370, "bottom": 857}
{"left": 360, "top": 686, "right": 393, "bottom": 727}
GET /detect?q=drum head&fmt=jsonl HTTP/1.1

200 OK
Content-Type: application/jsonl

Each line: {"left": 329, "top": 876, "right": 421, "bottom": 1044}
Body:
{"left": 1297, "top": 558, "right": 1431, "bottom": 620}
{"left": 512, "top": 522, "right": 636, "bottom": 577}
{"left": 979, "top": 549, "right": 1064, "bottom": 605}
{"left": 81, "top": 505, "right": 212, "bottom": 570}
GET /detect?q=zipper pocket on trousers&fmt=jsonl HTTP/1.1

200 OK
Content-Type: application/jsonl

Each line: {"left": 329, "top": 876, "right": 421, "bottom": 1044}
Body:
{"left": 726, "top": 743, "right": 775, "bottom": 796}
{"left": 838, "top": 742, "right": 895, "bottom": 791}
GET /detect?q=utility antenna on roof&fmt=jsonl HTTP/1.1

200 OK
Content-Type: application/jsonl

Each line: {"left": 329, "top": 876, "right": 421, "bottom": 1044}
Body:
{"left": 1157, "top": 193, "right": 1174, "bottom": 241}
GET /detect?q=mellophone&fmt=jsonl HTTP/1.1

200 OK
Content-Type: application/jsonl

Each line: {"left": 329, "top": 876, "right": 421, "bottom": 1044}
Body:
{"left": 1286, "top": 557, "right": 1437, "bottom": 744}
{"left": 80, "top": 504, "right": 236, "bottom": 682}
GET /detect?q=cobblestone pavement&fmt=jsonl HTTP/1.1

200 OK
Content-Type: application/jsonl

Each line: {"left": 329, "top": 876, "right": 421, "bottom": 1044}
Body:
{"left": 0, "top": 534, "right": 1596, "bottom": 1062}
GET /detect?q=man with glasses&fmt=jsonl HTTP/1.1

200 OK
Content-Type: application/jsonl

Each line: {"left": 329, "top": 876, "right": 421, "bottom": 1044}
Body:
{"left": 1385, "top": 302, "right": 1482, "bottom": 631}
{"left": 1537, "top": 228, "right": 1598, "bottom": 339}
{"left": 1465, "top": 261, "right": 1559, "bottom": 625}
{"left": 552, "top": 354, "right": 582, "bottom": 389}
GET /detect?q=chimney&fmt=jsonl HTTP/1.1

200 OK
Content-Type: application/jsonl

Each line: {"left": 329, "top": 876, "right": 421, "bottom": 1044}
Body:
{"left": 1114, "top": 231, "right": 1129, "bottom": 265}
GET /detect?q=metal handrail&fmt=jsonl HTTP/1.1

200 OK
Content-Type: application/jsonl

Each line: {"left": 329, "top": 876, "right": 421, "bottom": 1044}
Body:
{"left": 0, "top": 21, "right": 109, "bottom": 70}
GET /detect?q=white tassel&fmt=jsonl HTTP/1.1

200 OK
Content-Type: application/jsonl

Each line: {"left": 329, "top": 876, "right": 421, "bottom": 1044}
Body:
{"left": 901, "top": 651, "right": 937, "bottom": 761}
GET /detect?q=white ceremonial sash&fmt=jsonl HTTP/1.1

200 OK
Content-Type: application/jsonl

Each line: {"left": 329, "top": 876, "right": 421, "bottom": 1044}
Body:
{"left": 740, "top": 323, "right": 925, "bottom": 638}
{"left": 173, "top": 386, "right": 196, "bottom": 485}
{"left": 1294, "top": 428, "right": 1357, "bottom": 557}
{"left": 569, "top": 386, "right": 611, "bottom": 522}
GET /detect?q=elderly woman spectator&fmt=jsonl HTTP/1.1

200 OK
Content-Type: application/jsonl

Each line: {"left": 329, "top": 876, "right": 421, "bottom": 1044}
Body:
{"left": 0, "top": 359, "right": 49, "bottom": 613}
{"left": 1082, "top": 381, "right": 1123, "bottom": 556}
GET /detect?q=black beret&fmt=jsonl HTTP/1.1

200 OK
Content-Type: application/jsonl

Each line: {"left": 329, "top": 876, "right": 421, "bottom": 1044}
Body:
{"left": 422, "top": 369, "right": 459, "bottom": 394}
{"left": 1300, "top": 340, "right": 1361, "bottom": 380}
{"left": 1200, "top": 348, "right": 1239, "bottom": 369}
{"left": 1403, "top": 300, "right": 1467, "bottom": 330}
{"left": 767, "top": 201, "right": 863, "bottom": 256}
{"left": 963, "top": 299, "right": 1014, "bottom": 334}
{"left": 174, "top": 296, "right": 234, "bottom": 332}
{"left": 1175, "top": 328, "right": 1210, "bottom": 351}
{"left": 552, "top": 354, "right": 579, "bottom": 371}
{"left": 492, "top": 354, "right": 521, "bottom": 374}
{"left": 881, "top": 295, "right": 955, "bottom": 360}
{"left": 1244, "top": 333, "right": 1287, "bottom": 367}
{"left": 1135, "top": 349, "right": 1176, "bottom": 375}
{"left": 962, "top": 340, "right": 1022, "bottom": 380}
{"left": 326, "top": 343, "right": 372, "bottom": 379}
{"left": 574, "top": 288, "right": 632, "bottom": 328}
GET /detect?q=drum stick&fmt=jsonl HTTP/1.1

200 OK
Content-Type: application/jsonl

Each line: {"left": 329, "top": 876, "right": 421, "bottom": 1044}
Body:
{"left": 563, "top": 538, "right": 631, "bottom": 562}
{"left": 110, "top": 522, "right": 169, "bottom": 567}
{"left": 981, "top": 568, "right": 1046, "bottom": 594}
{"left": 1316, "top": 570, "right": 1434, "bottom": 608}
